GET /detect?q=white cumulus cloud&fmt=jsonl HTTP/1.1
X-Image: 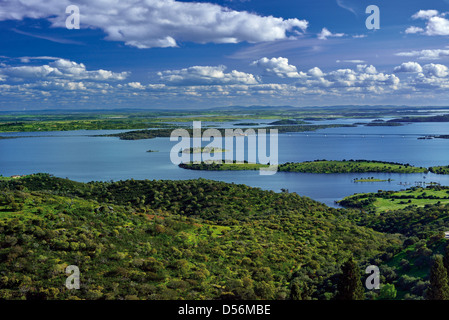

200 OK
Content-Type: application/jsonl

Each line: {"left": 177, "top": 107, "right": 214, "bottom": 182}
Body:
{"left": 336, "top": 59, "right": 366, "bottom": 64}
{"left": 317, "top": 28, "right": 345, "bottom": 40}
{"left": 395, "top": 48, "right": 449, "bottom": 60}
{"left": 406, "top": 10, "right": 449, "bottom": 36}
{"left": 394, "top": 62, "right": 423, "bottom": 73}
{"left": 405, "top": 26, "right": 424, "bottom": 34}
{"left": 250, "top": 57, "right": 304, "bottom": 78}
{"left": 0, "top": 0, "right": 308, "bottom": 49}
{"left": 423, "top": 63, "right": 449, "bottom": 77}
{"left": 308, "top": 67, "right": 325, "bottom": 78}
{"left": 128, "top": 82, "right": 145, "bottom": 89}
{"left": 0, "top": 59, "right": 129, "bottom": 81}
{"left": 296, "top": 64, "right": 400, "bottom": 92}
{"left": 157, "top": 65, "right": 259, "bottom": 85}
{"left": 412, "top": 10, "right": 439, "bottom": 20}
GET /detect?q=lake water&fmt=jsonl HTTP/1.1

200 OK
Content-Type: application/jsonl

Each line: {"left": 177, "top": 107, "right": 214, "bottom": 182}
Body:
{"left": 1, "top": 121, "right": 449, "bottom": 207}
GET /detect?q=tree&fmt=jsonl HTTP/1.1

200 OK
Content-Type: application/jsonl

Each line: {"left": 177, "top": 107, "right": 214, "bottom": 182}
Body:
{"left": 290, "top": 281, "right": 302, "bottom": 300}
{"left": 426, "top": 255, "right": 449, "bottom": 300}
{"left": 335, "top": 258, "right": 364, "bottom": 300}
{"left": 290, "top": 275, "right": 314, "bottom": 300}
{"left": 378, "top": 283, "right": 397, "bottom": 300}
{"left": 443, "top": 243, "right": 449, "bottom": 275}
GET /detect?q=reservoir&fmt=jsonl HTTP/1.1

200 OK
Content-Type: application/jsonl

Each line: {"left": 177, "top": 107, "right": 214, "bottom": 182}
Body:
{"left": 1, "top": 120, "right": 449, "bottom": 207}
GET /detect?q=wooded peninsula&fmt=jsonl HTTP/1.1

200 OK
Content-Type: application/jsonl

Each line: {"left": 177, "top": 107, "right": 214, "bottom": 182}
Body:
{"left": 179, "top": 160, "right": 430, "bottom": 174}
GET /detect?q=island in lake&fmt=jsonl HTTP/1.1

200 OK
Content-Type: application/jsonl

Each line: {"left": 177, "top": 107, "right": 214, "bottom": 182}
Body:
{"left": 353, "top": 177, "right": 392, "bottom": 183}
{"left": 179, "top": 159, "right": 429, "bottom": 174}
{"left": 180, "top": 147, "right": 228, "bottom": 154}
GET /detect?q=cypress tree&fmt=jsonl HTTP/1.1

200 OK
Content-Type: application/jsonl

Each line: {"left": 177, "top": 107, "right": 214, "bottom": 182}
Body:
{"left": 443, "top": 243, "right": 449, "bottom": 275}
{"left": 427, "top": 255, "right": 449, "bottom": 300}
{"left": 335, "top": 257, "right": 364, "bottom": 300}
{"left": 290, "top": 281, "right": 302, "bottom": 300}
{"left": 290, "top": 277, "right": 314, "bottom": 300}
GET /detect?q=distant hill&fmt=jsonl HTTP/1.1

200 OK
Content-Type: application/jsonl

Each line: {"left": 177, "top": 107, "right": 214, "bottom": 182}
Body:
{"left": 389, "top": 114, "right": 449, "bottom": 123}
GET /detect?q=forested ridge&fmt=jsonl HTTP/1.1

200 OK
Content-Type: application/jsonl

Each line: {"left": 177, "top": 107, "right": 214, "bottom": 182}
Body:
{"left": 2, "top": 174, "right": 449, "bottom": 300}
{"left": 102, "top": 124, "right": 356, "bottom": 140}
{"left": 0, "top": 174, "right": 402, "bottom": 300}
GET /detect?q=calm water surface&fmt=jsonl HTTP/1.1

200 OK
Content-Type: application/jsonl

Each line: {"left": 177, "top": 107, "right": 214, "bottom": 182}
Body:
{"left": 1, "top": 122, "right": 449, "bottom": 207}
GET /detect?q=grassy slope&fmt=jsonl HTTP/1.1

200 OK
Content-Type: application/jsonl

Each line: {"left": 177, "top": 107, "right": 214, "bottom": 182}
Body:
{"left": 0, "top": 174, "right": 401, "bottom": 300}
{"left": 339, "top": 186, "right": 449, "bottom": 212}
{"left": 340, "top": 189, "right": 449, "bottom": 300}
{"left": 3, "top": 175, "right": 449, "bottom": 300}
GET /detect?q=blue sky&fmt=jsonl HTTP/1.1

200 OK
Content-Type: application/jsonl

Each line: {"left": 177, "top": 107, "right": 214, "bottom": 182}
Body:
{"left": 1, "top": 0, "right": 449, "bottom": 110}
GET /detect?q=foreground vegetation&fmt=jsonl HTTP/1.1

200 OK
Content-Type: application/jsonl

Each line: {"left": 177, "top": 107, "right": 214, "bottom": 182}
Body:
{"left": 0, "top": 173, "right": 402, "bottom": 300}
{"left": 1, "top": 174, "right": 449, "bottom": 299}
{"left": 338, "top": 185, "right": 449, "bottom": 299}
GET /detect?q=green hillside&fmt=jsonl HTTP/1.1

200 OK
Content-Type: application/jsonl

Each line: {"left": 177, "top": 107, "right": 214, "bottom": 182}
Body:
{"left": 0, "top": 174, "right": 401, "bottom": 300}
